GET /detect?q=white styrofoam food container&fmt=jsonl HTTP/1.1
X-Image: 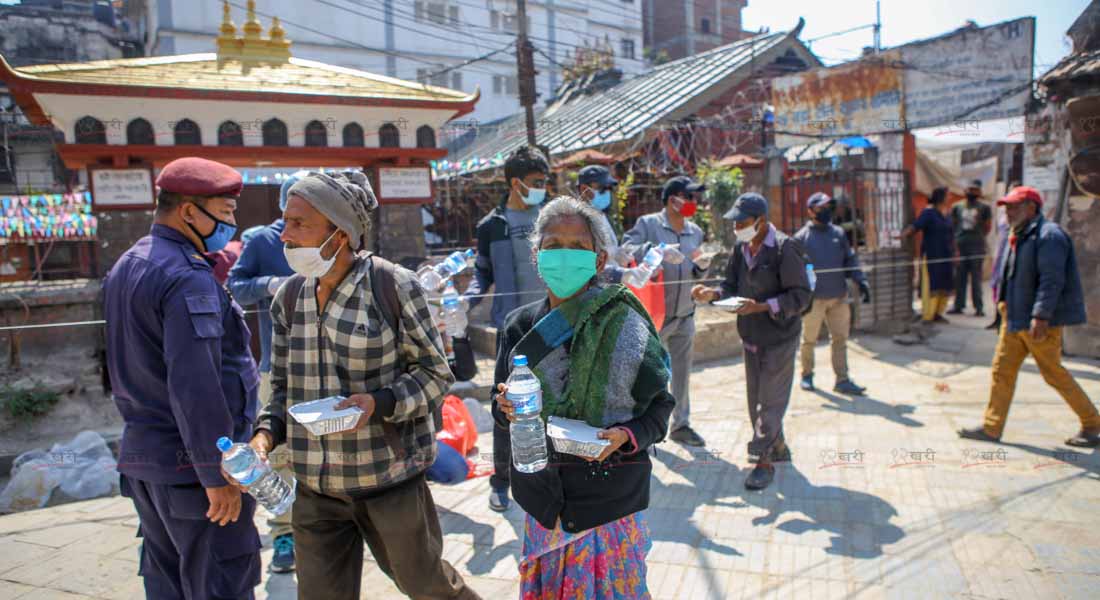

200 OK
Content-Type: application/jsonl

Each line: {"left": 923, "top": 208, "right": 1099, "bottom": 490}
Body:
{"left": 546, "top": 416, "right": 611, "bottom": 459}
{"left": 288, "top": 396, "right": 363, "bottom": 436}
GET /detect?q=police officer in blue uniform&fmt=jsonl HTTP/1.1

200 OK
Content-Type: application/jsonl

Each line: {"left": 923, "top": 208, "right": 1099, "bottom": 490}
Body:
{"left": 104, "top": 157, "right": 262, "bottom": 599}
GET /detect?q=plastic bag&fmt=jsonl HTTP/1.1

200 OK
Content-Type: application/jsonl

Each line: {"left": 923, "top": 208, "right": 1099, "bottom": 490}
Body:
{"left": 436, "top": 395, "right": 478, "bottom": 457}
{"left": 463, "top": 397, "right": 495, "bottom": 434}
{"left": 0, "top": 430, "right": 118, "bottom": 513}
{"left": 625, "top": 262, "right": 666, "bottom": 331}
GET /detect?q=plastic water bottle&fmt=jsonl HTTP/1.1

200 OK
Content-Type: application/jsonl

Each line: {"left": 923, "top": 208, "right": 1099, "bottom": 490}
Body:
{"left": 216, "top": 437, "right": 295, "bottom": 516}
{"left": 806, "top": 263, "right": 817, "bottom": 291}
{"left": 507, "top": 355, "right": 548, "bottom": 473}
{"left": 623, "top": 243, "right": 667, "bottom": 287}
{"left": 419, "top": 249, "right": 475, "bottom": 291}
{"left": 441, "top": 282, "right": 464, "bottom": 337}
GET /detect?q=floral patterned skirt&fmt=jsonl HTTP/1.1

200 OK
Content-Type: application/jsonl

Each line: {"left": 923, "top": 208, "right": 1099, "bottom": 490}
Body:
{"left": 519, "top": 511, "right": 652, "bottom": 600}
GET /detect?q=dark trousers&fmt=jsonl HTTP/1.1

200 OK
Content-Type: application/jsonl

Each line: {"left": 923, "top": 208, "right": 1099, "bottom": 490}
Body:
{"left": 744, "top": 337, "right": 798, "bottom": 459}
{"left": 954, "top": 252, "right": 984, "bottom": 311}
{"left": 121, "top": 475, "right": 261, "bottom": 600}
{"left": 293, "top": 475, "right": 479, "bottom": 600}
{"left": 489, "top": 421, "right": 511, "bottom": 491}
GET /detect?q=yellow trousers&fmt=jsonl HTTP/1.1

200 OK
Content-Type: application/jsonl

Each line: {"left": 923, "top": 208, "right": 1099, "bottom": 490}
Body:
{"left": 920, "top": 259, "right": 950, "bottom": 322}
{"left": 983, "top": 304, "right": 1100, "bottom": 438}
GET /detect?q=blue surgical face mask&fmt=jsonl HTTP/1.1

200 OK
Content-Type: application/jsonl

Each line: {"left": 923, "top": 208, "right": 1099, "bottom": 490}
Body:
{"left": 189, "top": 203, "right": 237, "bottom": 253}
{"left": 591, "top": 189, "right": 612, "bottom": 211}
{"left": 518, "top": 180, "right": 546, "bottom": 206}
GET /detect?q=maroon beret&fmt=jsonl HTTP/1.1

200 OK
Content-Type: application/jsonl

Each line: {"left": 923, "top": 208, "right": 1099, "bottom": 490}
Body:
{"left": 156, "top": 157, "right": 243, "bottom": 197}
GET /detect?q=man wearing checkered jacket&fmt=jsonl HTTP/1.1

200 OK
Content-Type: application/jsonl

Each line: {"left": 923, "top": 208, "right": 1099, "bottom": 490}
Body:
{"left": 248, "top": 171, "right": 479, "bottom": 600}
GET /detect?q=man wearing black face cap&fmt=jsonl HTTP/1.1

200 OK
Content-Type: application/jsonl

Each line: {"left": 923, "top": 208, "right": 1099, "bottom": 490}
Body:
{"left": 103, "top": 157, "right": 262, "bottom": 598}
{"left": 795, "top": 192, "right": 870, "bottom": 396}
{"left": 948, "top": 179, "right": 992, "bottom": 316}
{"left": 622, "top": 175, "right": 711, "bottom": 447}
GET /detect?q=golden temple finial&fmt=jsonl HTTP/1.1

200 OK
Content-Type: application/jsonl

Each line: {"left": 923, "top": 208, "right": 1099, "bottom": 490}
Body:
{"left": 219, "top": 1, "right": 237, "bottom": 37}
{"left": 243, "top": 0, "right": 263, "bottom": 39}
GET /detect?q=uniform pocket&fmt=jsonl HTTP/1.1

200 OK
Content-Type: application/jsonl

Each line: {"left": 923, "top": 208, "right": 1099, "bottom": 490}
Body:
{"left": 210, "top": 516, "right": 262, "bottom": 597}
{"left": 185, "top": 294, "right": 224, "bottom": 339}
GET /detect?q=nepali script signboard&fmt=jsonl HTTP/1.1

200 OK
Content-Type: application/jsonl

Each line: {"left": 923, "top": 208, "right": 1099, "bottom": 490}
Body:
{"left": 89, "top": 166, "right": 155, "bottom": 210}
{"left": 377, "top": 167, "right": 433, "bottom": 204}
{"left": 901, "top": 17, "right": 1035, "bottom": 130}
{"left": 772, "top": 52, "right": 904, "bottom": 149}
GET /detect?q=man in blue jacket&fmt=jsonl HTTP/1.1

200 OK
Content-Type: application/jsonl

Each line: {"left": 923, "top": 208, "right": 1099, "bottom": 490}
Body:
{"left": 104, "top": 157, "right": 261, "bottom": 598}
{"left": 227, "top": 170, "right": 304, "bottom": 573}
{"left": 958, "top": 186, "right": 1100, "bottom": 447}
{"left": 794, "top": 192, "right": 871, "bottom": 396}
{"left": 465, "top": 146, "right": 550, "bottom": 512}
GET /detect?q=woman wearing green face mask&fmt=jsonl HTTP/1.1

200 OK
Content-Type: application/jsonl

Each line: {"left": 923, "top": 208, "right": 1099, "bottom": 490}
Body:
{"left": 491, "top": 196, "right": 675, "bottom": 599}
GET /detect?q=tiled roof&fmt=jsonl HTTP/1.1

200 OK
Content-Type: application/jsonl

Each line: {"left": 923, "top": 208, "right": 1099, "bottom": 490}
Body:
{"left": 6, "top": 53, "right": 475, "bottom": 103}
{"left": 444, "top": 29, "right": 816, "bottom": 175}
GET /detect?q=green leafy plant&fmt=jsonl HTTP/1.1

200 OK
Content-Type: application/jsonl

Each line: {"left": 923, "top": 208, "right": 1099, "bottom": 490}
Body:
{"left": 612, "top": 171, "right": 634, "bottom": 238}
{"left": 696, "top": 162, "right": 744, "bottom": 246}
{"left": 1, "top": 385, "right": 60, "bottom": 421}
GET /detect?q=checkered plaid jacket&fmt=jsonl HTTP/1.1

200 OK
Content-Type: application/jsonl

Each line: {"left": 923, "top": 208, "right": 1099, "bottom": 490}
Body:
{"left": 255, "top": 257, "right": 454, "bottom": 495}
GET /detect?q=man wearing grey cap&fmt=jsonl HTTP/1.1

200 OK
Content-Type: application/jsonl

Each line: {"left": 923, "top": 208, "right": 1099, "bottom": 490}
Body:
{"left": 692, "top": 193, "right": 812, "bottom": 490}
{"left": 623, "top": 175, "right": 712, "bottom": 447}
{"left": 247, "top": 171, "right": 478, "bottom": 599}
{"left": 948, "top": 179, "right": 992, "bottom": 317}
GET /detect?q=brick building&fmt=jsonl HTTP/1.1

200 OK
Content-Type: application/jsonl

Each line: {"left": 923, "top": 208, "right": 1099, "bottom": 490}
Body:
{"left": 643, "top": 0, "right": 751, "bottom": 62}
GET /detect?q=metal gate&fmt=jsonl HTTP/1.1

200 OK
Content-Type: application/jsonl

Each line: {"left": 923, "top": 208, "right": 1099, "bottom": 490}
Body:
{"left": 780, "top": 168, "right": 914, "bottom": 331}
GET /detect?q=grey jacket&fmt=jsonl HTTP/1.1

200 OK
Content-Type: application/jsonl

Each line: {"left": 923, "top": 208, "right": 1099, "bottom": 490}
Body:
{"left": 794, "top": 221, "right": 866, "bottom": 299}
{"left": 718, "top": 230, "right": 813, "bottom": 346}
{"left": 622, "top": 210, "right": 706, "bottom": 323}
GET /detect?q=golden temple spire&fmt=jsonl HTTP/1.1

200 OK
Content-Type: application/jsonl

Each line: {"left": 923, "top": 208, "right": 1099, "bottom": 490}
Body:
{"left": 243, "top": 0, "right": 263, "bottom": 39}
{"left": 218, "top": 1, "right": 237, "bottom": 38}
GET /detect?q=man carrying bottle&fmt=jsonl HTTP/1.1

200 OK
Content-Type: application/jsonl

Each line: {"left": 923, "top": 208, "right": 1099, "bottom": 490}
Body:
{"left": 622, "top": 175, "right": 711, "bottom": 447}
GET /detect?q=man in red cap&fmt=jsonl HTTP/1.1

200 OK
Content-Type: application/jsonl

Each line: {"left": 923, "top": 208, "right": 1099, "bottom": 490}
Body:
{"left": 103, "top": 157, "right": 263, "bottom": 598}
{"left": 958, "top": 186, "right": 1100, "bottom": 447}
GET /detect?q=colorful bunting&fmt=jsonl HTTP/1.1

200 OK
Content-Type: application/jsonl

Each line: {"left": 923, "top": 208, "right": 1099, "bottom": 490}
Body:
{"left": 0, "top": 192, "right": 96, "bottom": 242}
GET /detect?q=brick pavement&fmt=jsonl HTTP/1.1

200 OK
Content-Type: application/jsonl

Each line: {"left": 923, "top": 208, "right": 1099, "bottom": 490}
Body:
{"left": 1, "top": 313, "right": 1098, "bottom": 599}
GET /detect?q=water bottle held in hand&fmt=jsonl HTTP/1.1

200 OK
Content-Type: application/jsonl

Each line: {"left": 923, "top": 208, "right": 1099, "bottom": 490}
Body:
{"left": 806, "top": 264, "right": 817, "bottom": 292}
{"left": 418, "top": 249, "right": 475, "bottom": 291}
{"left": 217, "top": 437, "right": 295, "bottom": 516}
{"left": 507, "top": 355, "right": 548, "bottom": 473}
{"left": 624, "top": 244, "right": 666, "bottom": 287}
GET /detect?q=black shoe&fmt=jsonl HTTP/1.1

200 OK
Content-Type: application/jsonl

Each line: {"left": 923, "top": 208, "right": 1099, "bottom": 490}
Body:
{"left": 1065, "top": 429, "right": 1100, "bottom": 448}
{"left": 769, "top": 442, "right": 792, "bottom": 463}
{"left": 985, "top": 318, "right": 1001, "bottom": 331}
{"left": 957, "top": 426, "right": 1001, "bottom": 443}
{"left": 744, "top": 464, "right": 775, "bottom": 490}
{"left": 947, "top": 308, "right": 964, "bottom": 315}
{"left": 669, "top": 426, "right": 706, "bottom": 447}
{"left": 800, "top": 374, "right": 814, "bottom": 391}
{"left": 934, "top": 315, "right": 951, "bottom": 324}
{"left": 974, "top": 309, "right": 985, "bottom": 317}
{"left": 834, "top": 380, "right": 866, "bottom": 396}
{"left": 270, "top": 534, "right": 295, "bottom": 574}
{"left": 488, "top": 487, "right": 510, "bottom": 512}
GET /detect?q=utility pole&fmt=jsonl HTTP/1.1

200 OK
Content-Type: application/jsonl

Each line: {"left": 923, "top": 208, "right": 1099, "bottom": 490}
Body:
{"left": 873, "top": 0, "right": 881, "bottom": 53}
{"left": 516, "top": 0, "right": 538, "bottom": 148}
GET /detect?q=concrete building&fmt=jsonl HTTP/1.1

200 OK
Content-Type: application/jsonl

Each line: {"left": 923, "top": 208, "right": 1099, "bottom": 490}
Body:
{"left": 144, "top": 0, "right": 645, "bottom": 126}
{"left": 643, "top": 0, "right": 750, "bottom": 62}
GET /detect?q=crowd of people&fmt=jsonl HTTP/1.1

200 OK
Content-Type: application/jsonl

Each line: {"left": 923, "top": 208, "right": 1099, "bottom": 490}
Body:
{"left": 100, "top": 147, "right": 1098, "bottom": 600}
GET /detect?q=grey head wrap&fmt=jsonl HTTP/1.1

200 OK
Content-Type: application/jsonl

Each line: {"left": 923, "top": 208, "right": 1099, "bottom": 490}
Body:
{"left": 286, "top": 170, "right": 378, "bottom": 251}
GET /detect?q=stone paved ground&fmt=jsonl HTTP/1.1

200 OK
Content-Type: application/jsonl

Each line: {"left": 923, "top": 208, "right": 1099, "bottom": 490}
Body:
{"left": 2, "top": 311, "right": 1099, "bottom": 599}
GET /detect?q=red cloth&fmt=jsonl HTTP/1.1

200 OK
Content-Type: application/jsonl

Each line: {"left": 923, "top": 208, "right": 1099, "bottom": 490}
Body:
{"left": 156, "top": 157, "right": 243, "bottom": 197}
{"left": 206, "top": 241, "right": 242, "bottom": 285}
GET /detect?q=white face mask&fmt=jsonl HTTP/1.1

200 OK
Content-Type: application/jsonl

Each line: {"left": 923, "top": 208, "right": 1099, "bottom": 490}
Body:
{"left": 735, "top": 219, "right": 759, "bottom": 243}
{"left": 284, "top": 231, "right": 339, "bottom": 278}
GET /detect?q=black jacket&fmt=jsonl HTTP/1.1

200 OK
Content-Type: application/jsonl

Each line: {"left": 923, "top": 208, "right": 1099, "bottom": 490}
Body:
{"left": 491, "top": 298, "right": 674, "bottom": 533}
